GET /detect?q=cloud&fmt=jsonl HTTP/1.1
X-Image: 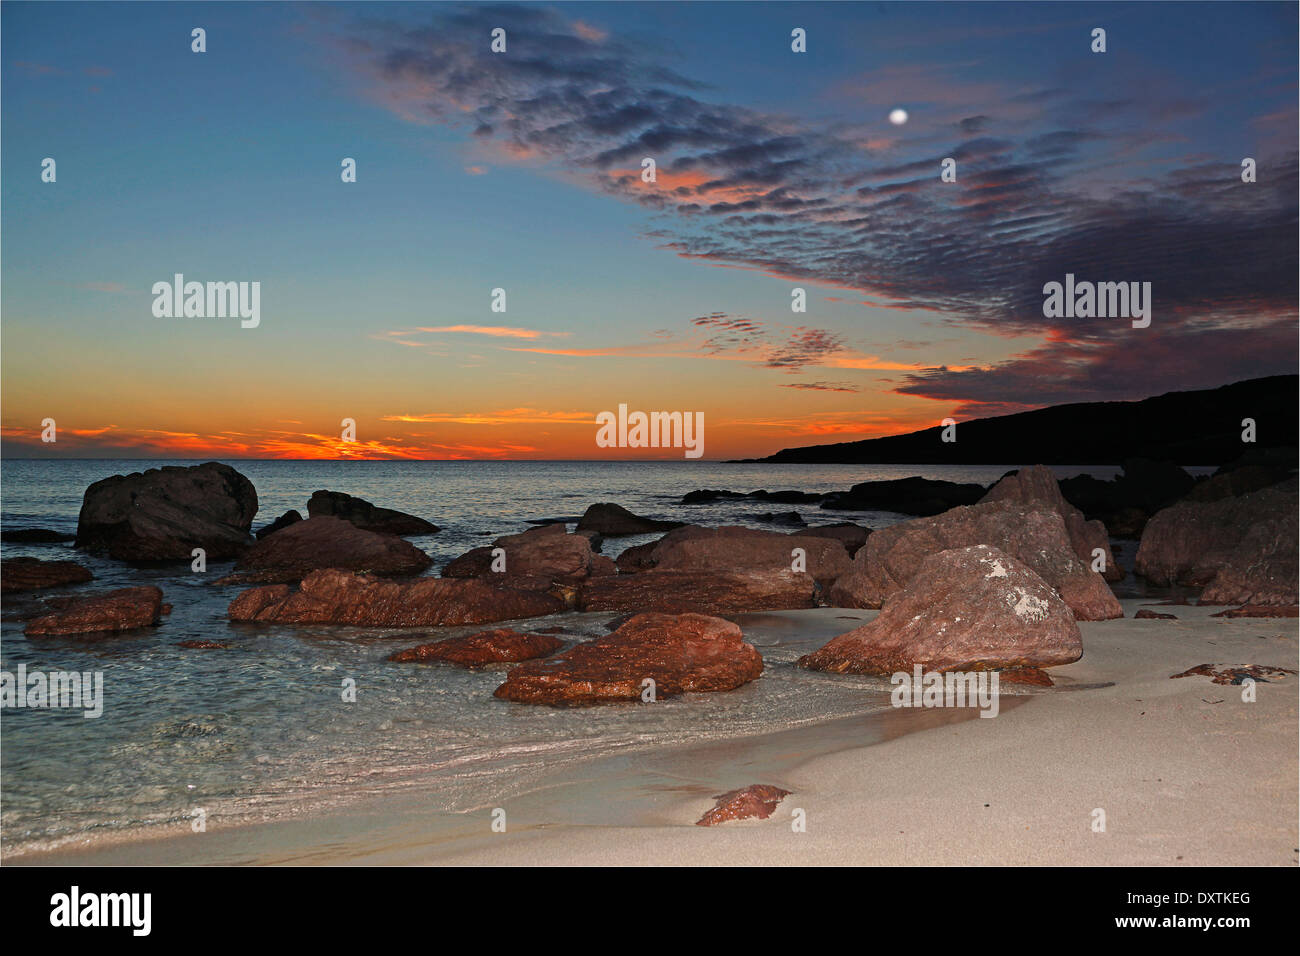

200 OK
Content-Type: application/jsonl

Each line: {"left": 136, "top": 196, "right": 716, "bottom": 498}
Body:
{"left": 327, "top": 4, "right": 1297, "bottom": 409}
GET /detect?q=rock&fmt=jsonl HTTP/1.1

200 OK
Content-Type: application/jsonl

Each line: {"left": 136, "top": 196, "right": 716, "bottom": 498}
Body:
{"left": 619, "top": 525, "right": 852, "bottom": 584}
{"left": 696, "top": 784, "right": 791, "bottom": 826}
{"left": 1135, "top": 479, "right": 1297, "bottom": 605}
{"left": 795, "top": 523, "right": 872, "bottom": 558}
{"left": 1115, "top": 458, "right": 1196, "bottom": 512}
{"left": 178, "top": 640, "right": 228, "bottom": 649}
{"left": 682, "top": 489, "right": 748, "bottom": 504}
{"left": 228, "top": 568, "right": 564, "bottom": 627}
{"left": 756, "top": 511, "right": 805, "bottom": 525}
{"left": 575, "top": 503, "right": 684, "bottom": 536}
{"left": 1, "top": 557, "right": 93, "bottom": 593}
{"left": 307, "top": 490, "right": 438, "bottom": 535}
{"left": 1134, "top": 609, "right": 1178, "bottom": 620}
{"left": 75, "top": 461, "right": 258, "bottom": 561}
{"left": 828, "top": 503, "right": 1122, "bottom": 620}
{"left": 800, "top": 546, "right": 1083, "bottom": 674}
{"left": 1, "top": 528, "right": 76, "bottom": 543}
{"left": 579, "top": 568, "right": 818, "bottom": 615}
{"left": 1210, "top": 605, "right": 1299, "bottom": 618}
{"left": 614, "top": 539, "right": 659, "bottom": 572}
{"left": 1186, "top": 465, "right": 1290, "bottom": 503}
{"left": 981, "top": 465, "right": 1121, "bottom": 582}
{"left": 26, "top": 586, "right": 164, "bottom": 637}
{"left": 228, "top": 516, "right": 432, "bottom": 583}
{"left": 1171, "top": 663, "right": 1296, "bottom": 685}
{"left": 821, "top": 476, "right": 985, "bottom": 516}
{"left": 443, "top": 524, "right": 597, "bottom": 587}
{"left": 255, "top": 510, "right": 302, "bottom": 539}
{"left": 388, "top": 629, "right": 563, "bottom": 666}
{"left": 493, "top": 612, "right": 763, "bottom": 705}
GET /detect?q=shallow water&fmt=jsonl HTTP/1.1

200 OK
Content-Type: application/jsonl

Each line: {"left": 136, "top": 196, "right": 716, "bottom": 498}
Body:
{"left": 0, "top": 459, "right": 1166, "bottom": 854}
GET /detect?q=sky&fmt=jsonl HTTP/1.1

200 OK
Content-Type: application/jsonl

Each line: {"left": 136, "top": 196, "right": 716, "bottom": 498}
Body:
{"left": 2, "top": 1, "right": 1296, "bottom": 460}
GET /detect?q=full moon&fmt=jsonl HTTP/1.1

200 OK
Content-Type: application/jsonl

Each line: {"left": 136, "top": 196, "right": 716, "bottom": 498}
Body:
{"left": 889, "top": 108, "right": 908, "bottom": 125}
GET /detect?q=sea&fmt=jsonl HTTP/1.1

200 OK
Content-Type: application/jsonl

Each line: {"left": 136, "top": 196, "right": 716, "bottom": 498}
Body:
{"left": 0, "top": 459, "right": 1168, "bottom": 855}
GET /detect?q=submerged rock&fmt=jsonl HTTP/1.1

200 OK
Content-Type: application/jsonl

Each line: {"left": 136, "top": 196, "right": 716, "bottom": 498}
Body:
{"left": 1, "top": 528, "right": 76, "bottom": 543}
{"left": 800, "top": 545, "right": 1082, "bottom": 674}
{"left": 26, "top": 586, "right": 164, "bottom": 637}
{"left": 389, "top": 629, "right": 563, "bottom": 667}
{"left": 307, "top": 490, "right": 439, "bottom": 535}
{"left": 75, "top": 461, "right": 257, "bottom": 561}
{"left": 494, "top": 612, "right": 763, "bottom": 705}
{"left": 1134, "top": 609, "right": 1178, "bottom": 620}
{"left": 1, "top": 557, "right": 93, "bottom": 593}
{"left": 228, "top": 568, "right": 564, "bottom": 627}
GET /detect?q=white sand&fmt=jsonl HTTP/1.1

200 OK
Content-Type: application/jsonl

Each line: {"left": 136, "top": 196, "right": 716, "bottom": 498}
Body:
{"left": 11, "top": 599, "right": 1296, "bottom": 866}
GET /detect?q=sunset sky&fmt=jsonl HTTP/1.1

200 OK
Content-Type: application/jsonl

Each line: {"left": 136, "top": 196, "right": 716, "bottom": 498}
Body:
{"left": 2, "top": 1, "right": 1296, "bottom": 460}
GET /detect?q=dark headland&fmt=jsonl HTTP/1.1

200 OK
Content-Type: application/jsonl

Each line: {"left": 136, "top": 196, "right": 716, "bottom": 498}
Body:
{"left": 733, "top": 375, "right": 1299, "bottom": 465}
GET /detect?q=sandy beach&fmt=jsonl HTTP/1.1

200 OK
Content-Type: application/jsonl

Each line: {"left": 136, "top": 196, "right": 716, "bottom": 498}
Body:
{"left": 11, "top": 598, "right": 1295, "bottom": 867}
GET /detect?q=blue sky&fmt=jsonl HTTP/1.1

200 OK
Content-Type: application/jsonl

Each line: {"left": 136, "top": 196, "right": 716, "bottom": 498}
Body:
{"left": 2, "top": 2, "right": 1296, "bottom": 459}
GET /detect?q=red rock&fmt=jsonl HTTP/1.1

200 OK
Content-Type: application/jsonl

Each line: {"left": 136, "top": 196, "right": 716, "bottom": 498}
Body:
{"left": 443, "top": 524, "right": 596, "bottom": 587}
{"left": 389, "top": 629, "right": 563, "bottom": 666}
{"left": 801, "top": 545, "right": 1082, "bottom": 674}
{"left": 578, "top": 569, "right": 817, "bottom": 615}
{"left": 228, "top": 569, "right": 564, "bottom": 627}
{"left": 226, "top": 516, "right": 432, "bottom": 583}
{"left": 981, "top": 465, "right": 1122, "bottom": 582}
{"left": 696, "top": 784, "right": 791, "bottom": 826}
{"left": 26, "top": 586, "right": 164, "bottom": 637}
{"left": 75, "top": 461, "right": 257, "bottom": 560}
{"left": 794, "top": 523, "right": 871, "bottom": 558}
{"left": 828, "top": 503, "right": 1121, "bottom": 621}
{"left": 307, "top": 490, "right": 438, "bottom": 535}
{"left": 615, "top": 525, "right": 851, "bottom": 584}
{"left": 494, "top": 612, "right": 763, "bottom": 705}
{"left": 1134, "top": 609, "right": 1178, "bottom": 620}
{"left": 1, "top": 557, "right": 93, "bottom": 593}
{"left": 1136, "top": 479, "right": 1297, "bottom": 605}
{"left": 1211, "top": 605, "right": 1299, "bottom": 618}
{"left": 178, "top": 640, "right": 229, "bottom": 649}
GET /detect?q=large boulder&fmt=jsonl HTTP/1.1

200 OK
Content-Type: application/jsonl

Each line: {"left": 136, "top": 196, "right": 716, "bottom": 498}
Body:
{"left": 800, "top": 546, "right": 1082, "bottom": 674}
{"left": 75, "top": 462, "right": 257, "bottom": 561}
{"left": 228, "top": 516, "right": 432, "bottom": 583}
{"left": 1, "top": 557, "right": 93, "bottom": 593}
{"left": 578, "top": 568, "right": 817, "bottom": 614}
{"left": 493, "top": 612, "right": 763, "bottom": 705}
{"left": 389, "top": 629, "right": 563, "bottom": 666}
{"left": 443, "top": 524, "right": 601, "bottom": 588}
{"left": 26, "top": 586, "right": 164, "bottom": 637}
{"left": 228, "top": 568, "right": 564, "bottom": 627}
{"left": 828, "top": 502, "right": 1122, "bottom": 620}
{"left": 1135, "top": 479, "right": 1297, "bottom": 605}
{"left": 615, "top": 525, "right": 851, "bottom": 584}
{"left": 821, "top": 477, "right": 985, "bottom": 516}
{"left": 981, "top": 465, "right": 1121, "bottom": 581}
{"left": 575, "top": 503, "right": 684, "bottom": 536}
{"left": 794, "top": 523, "right": 872, "bottom": 558}
{"left": 307, "top": 490, "right": 438, "bottom": 535}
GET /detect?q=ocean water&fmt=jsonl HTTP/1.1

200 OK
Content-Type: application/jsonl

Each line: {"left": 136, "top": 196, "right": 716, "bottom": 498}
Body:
{"left": 0, "top": 459, "right": 1134, "bottom": 854}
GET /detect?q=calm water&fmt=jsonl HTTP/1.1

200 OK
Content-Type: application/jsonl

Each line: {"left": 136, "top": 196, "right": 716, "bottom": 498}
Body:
{"left": 0, "top": 459, "right": 1131, "bottom": 854}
